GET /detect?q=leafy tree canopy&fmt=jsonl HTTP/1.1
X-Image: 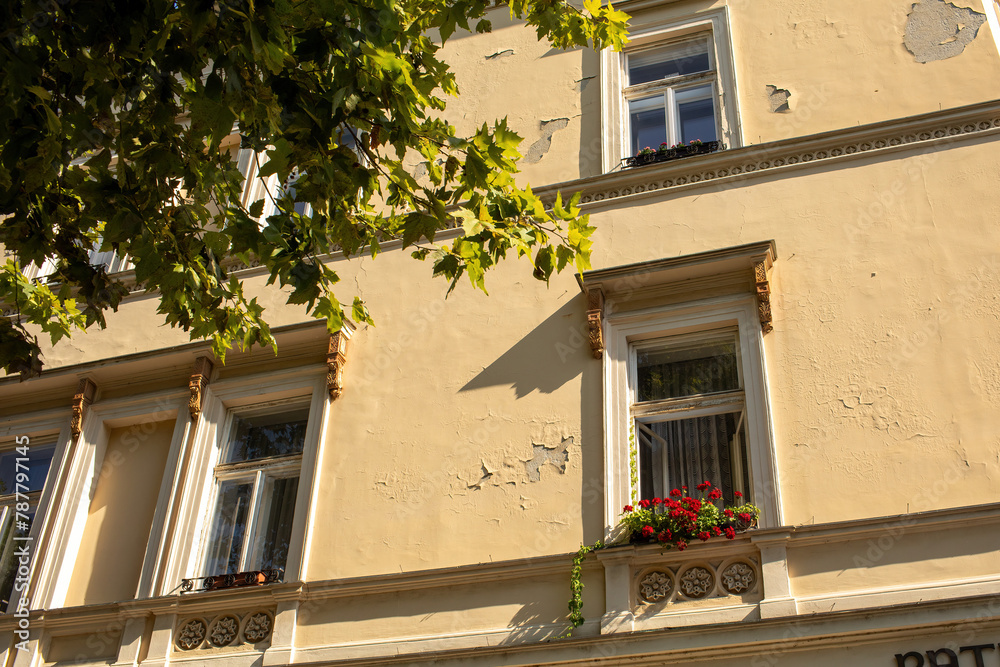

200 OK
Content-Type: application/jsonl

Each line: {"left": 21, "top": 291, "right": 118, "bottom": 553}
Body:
{"left": 0, "top": 0, "right": 628, "bottom": 376}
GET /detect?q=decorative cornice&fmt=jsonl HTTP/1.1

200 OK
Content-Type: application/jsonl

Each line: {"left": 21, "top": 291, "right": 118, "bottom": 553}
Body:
{"left": 754, "top": 260, "right": 772, "bottom": 335}
{"left": 585, "top": 288, "right": 604, "bottom": 359}
{"left": 69, "top": 377, "right": 97, "bottom": 439}
{"left": 326, "top": 320, "right": 356, "bottom": 401}
{"left": 542, "top": 99, "right": 1000, "bottom": 210}
{"left": 187, "top": 356, "right": 213, "bottom": 421}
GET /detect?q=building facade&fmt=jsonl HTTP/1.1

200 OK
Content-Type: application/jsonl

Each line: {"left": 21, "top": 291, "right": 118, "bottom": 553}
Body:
{"left": 2, "top": 1, "right": 1000, "bottom": 665}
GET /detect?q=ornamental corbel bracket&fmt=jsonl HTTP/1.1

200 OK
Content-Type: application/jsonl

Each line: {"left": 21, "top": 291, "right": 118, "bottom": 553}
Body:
{"left": 70, "top": 378, "right": 98, "bottom": 439}
{"left": 188, "top": 356, "right": 215, "bottom": 421}
{"left": 327, "top": 321, "right": 357, "bottom": 401}
{"left": 753, "top": 260, "right": 773, "bottom": 335}
{"left": 586, "top": 288, "right": 605, "bottom": 359}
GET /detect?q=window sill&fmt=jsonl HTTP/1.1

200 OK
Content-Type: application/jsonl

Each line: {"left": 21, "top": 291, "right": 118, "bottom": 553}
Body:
{"left": 622, "top": 141, "right": 722, "bottom": 169}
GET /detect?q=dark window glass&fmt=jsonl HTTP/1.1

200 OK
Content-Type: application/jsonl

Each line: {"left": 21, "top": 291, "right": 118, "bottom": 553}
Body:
{"left": 636, "top": 335, "right": 739, "bottom": 401}
{"left": 225, "top": 409, "right": 308, "bottom": 463}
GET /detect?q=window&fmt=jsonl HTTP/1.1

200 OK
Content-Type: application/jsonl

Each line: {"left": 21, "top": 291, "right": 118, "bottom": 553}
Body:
{"left": 600, "top": 8, "right": 741, "bottom": 172}
{"left": 0, "top": 442, "right": 56, "bottom": 610}
{"left": 632, "top": 330, "right": 750, "bottom": 505}
{"left": 625, "top": 38, "right": 718, "bottom": 155}
{"left": 27, "top": 241, "right": 131, "bottom": 283}
{"left": 580, "top": 241, "right": 779, "bottom": 533}
{"left": 202, "top": 404, "right": 309, "bottom": 576}
{"left": 238, "top": 125, "right": 359, "bottom": 224}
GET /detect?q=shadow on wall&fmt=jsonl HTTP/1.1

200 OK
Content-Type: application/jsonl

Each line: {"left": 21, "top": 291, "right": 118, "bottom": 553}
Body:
{"left": 460, "top": 296, "right": 592, "bottom": 399}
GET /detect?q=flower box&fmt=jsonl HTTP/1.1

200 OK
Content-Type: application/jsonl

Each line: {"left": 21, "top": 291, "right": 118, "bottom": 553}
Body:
{"left": 622, "top": 140, "right": 722, "bottom": 169}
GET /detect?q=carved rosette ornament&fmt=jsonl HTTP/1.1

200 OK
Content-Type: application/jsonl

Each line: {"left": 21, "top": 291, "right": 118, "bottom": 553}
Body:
{"left": 70, "top": 378, "right": 98, "bottom": 439}
{"left": 176, "top": 618, "right": 208, "bottom": 651}
{"left": 188, "top": 356, "right": 214, "bottom": 421}
{"left": 242, "top": 612, "right": 273, "bottom": 643}
{"left": 586, "top": 288, "right": 604, "bottom": 359}
{"left": 754, "top": 260, "right": 773, "bottom": 334}
{"left": 678, "top": 566, "right": 714, "bottom": 599}
{"left": 175, "top": 610, "right": 275, "bottom": 651}
{"left": 208, "top": 615, "right": 240, "bottom": 647}
{"left": 638, "top": 570, "right": 673, "bottom": 603}
{"left": 721, "top": 562, "right": 757, "bottom": 594}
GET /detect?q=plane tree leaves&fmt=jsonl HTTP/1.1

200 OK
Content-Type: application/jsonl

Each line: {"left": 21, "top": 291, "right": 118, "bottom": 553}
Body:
{"left": 0, "top": 0, "right": 628, "bottom": 376}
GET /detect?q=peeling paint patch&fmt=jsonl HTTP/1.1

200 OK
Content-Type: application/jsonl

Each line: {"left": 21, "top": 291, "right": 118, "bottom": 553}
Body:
{"left": 485, "top": 49, "right": 514, "bottom": 60}
{"left": 468, "top": 461, "right": 495, "bottom": 490}
{"left": 523, "top": 118, "right": 570, "bottom": 164}
{"left": 904, "top": 0, "right": 986, "bottom": 63}
{"left": 766, "top": 85, "right": 792, "bottom": 113}
{"left": 575, "top": 75, "right": 596, "bottom": 92}
{"left": 523, "top": 436, "right": 572, "bottom": 482}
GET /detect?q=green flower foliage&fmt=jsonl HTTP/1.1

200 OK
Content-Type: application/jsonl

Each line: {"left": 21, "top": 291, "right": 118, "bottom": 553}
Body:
{"left": 0, "top": 0, "right": 629, "bottom": 375}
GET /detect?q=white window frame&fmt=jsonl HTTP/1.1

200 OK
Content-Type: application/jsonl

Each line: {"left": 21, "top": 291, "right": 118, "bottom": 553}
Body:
{"left": 601, "top": 7, "right": 742, "bottom": 172}
{"left": 0, "top": 414, "right": 70, "bottom": 614}
{"left": 166, "top": 369, "right": 328, "bottom": 591}
{"left": 198, "top": 399, "right": 312, "bottom": 577}
{"left": 630, "top": 327, "right": 752, "bottom": 502}
{"left": 605, "top": 296, "right": 779, "bottom": 534}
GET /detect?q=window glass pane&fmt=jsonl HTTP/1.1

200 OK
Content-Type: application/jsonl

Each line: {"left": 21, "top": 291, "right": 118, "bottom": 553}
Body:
{"left": 637, "top": 411, "right": 748, "bottom": 505}
{"left": 205, "top": 481, "right": 253, "bottom": 575}
{"left": 628, "top": 41, "right": 710, "bottom": 85}
{"left": 0, "top": 444, "right": 55, "bottom": 496}
{"left": 225, "top": 409, "right": 309, "bottom": 463}
{"left": 677, "top": 86, "right": 717, "bottom": 143}
{"left": 258, "top": 476, "right": 299, "bottom": 571}
{"left": 629, "top": 96, "right": 667, "bottom": 155}
{"left": 636, "top": 333, "right": 739, "bottom": 401}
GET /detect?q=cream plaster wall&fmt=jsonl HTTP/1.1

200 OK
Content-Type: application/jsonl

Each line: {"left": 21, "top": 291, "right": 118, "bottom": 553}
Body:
{"left": 28, "top": 136, "right": 1000, "bottom": 584}
{"left": 62, "top": 420, "right": 173, "bottom": 606}
{"left": 787, "top": 523, "right": 1000, "bottom": 599}
{"left": 295, "top": 572, "right": 602, "bottom": 647}
{"left": 434, "top": 0, "right": 1000, "bottom": 180}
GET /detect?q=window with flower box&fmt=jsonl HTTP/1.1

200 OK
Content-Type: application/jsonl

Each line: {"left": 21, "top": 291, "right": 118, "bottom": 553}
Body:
{"left": 632, "top": 329, "right": 750, "bottom": 506}
{"left": 601, "top": 7, "right": 741, "bottom": 172}
{"left": 578, "top": 241, "right": 779, "bottom": 533}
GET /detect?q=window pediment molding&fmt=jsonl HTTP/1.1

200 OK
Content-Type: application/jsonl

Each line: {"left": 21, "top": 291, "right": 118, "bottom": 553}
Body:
{"left": 577, "top": 241, "right": 776, "bottom": 352}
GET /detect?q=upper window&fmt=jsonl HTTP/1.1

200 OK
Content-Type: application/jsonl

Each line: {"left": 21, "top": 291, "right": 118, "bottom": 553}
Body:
{"left": 632, "top": 330, "right": 750, "bottom": 506}
{"left": 600, "top": 8, "right": 741, "bottom": 172}
{"left": 625, "top": 38, "right": 718, "bottom": 155}
{"left": 202, "top": 405, "right": 309, "bottom": 577}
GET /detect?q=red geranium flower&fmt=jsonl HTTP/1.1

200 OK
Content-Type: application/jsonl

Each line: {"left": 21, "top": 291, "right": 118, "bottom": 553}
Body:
{"left": 734, "top": 491, "right": 743, "bottom": 498}
{"left": 738, "top": 512, "right": 753, "bottom": 523}
{"left": 697, "top": 481, "right": 711, "bottom": 491}
{"left": 670, "top": 488, "right": 682, "bottom": 498}
{"left": 657, "top": 530, "right": 669, "bottom": 543}
{"left": 708, "top": 488, "right": 722, "bottom": 500}
{"left": 638, "top": 499, "right": 651, "bottom": 509}
{"left": 652, "top": 497, "right": 662, "bottom": 505}
{"left": 698, "top": 531, "right": 711, "bottom": 541}
{"left": 723, "top": 509, "right": 734, "bottom": 518}
{"left": 677, "top": 540, "right": 687, "bottom": 551}
{"left": 724, "top": 526, "right": 736, "bottom": 539}
{"left": 641, "top": 525, "right": 655, "bottom": 538}
{"left": 712, "top": 526, "right": 722, "bottom": 537}
{"left": 623, "top": 505, "right": 634, "bottom": 513}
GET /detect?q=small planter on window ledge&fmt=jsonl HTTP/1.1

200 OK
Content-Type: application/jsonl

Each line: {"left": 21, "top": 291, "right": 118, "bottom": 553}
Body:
{"left": 180, "top": 568, "right": 284, "bottom": 593}
{"left": 622, "top": 140, "right": 722, "bottom": 169}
